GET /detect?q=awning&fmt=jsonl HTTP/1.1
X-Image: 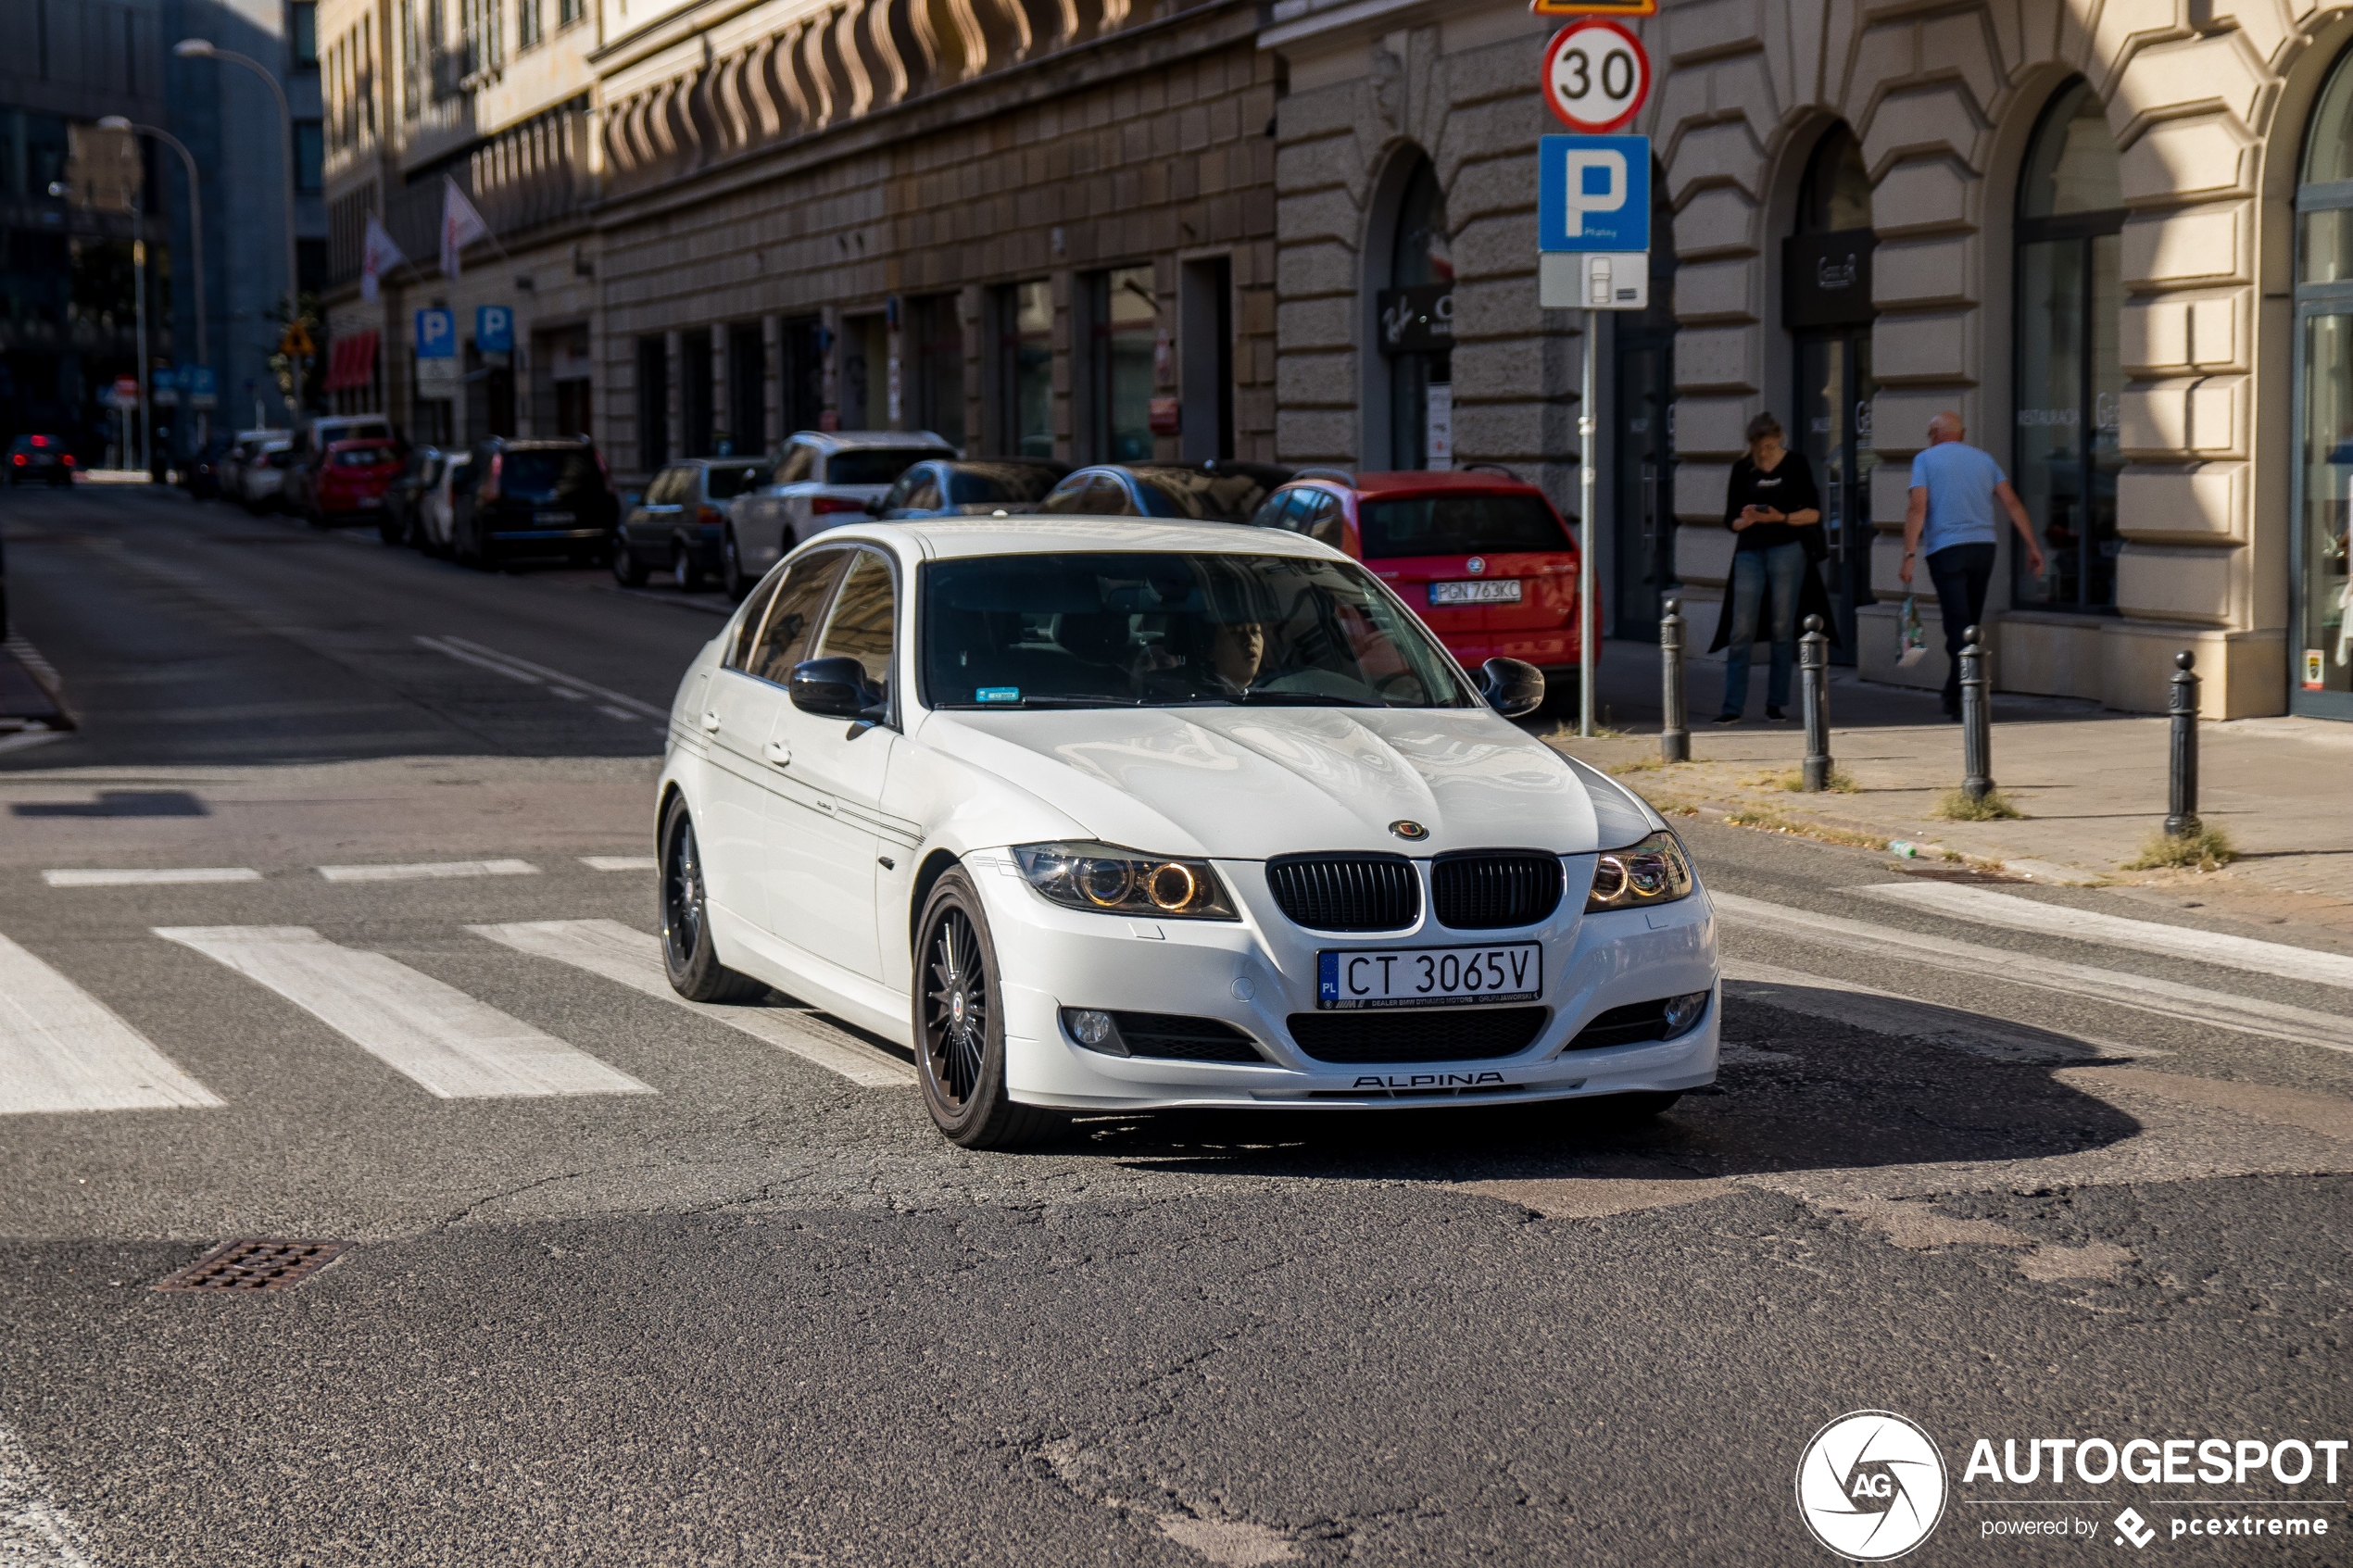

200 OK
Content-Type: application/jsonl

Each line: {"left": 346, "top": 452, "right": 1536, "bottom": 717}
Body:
{"left": 321, "top": 330, "right": 380, "bottom": 393}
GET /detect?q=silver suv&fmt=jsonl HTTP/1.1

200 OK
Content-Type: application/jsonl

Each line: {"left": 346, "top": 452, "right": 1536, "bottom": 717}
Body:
{"left": 726, "top": 430, "right": 954, "bottom": 585}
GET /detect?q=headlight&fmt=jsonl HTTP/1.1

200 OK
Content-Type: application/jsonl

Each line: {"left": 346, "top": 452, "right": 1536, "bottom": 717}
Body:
{"left": 1585, "top": 830, "right": 1694, "bottom": 912}
{"left": 1013, "top": 842, "right": 1239, "bottom": 921}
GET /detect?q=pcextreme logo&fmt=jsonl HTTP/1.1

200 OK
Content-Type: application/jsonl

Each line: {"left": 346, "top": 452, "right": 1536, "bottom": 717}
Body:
{"left": 1796, "top": 1411, "right": 1950, "bottom": 1561}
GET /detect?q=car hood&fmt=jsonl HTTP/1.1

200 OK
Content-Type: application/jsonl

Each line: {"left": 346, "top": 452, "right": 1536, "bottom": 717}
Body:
{"left": 918, "top": 706, "right": 1603, "bottom": 859}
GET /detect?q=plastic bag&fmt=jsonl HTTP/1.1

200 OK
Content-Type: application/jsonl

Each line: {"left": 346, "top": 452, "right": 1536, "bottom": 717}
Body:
{"left": 1897, "top": 596, "right": 1930, "bottom": 667}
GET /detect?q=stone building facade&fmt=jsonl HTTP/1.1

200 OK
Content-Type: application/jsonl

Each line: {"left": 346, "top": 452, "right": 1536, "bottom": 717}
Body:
{"left": 591, "top": 0, "right": 1278, "bottom": 480}
{"left": 1265, "top": 0, "right": 2353, "bottom": 721}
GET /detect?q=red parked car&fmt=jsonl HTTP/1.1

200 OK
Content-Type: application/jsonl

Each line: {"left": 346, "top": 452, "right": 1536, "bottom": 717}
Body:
{"left": 1245, "top": 469, "right": 1589, "bottom": 711}
{"left": 306, "top": 439, "right": 402, "bottom": 527}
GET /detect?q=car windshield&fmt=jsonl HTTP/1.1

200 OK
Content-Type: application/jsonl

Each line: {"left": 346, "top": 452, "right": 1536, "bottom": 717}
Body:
{"left": 1131, "top": 469, "right": 1278, "bottom": 522}
{"left": 923, "top": 551, "right": 1474, "bottom": 710}
{"left": 828, "top": 449, "right": 937, "bottom": 486}
{"left": 500, "top": 449, "right": 598, "bottom": 499}
{"left": 704, "top": 461, "right": 766, "bottom": 499}
{"left": 1357, "top": 494, "right": 1571, "bottom": 558}
{"left": 948, "top": 465, "right": 1061, "bottom": 505}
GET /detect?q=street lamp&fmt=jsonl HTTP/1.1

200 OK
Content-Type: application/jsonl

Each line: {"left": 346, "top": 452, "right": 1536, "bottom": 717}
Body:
{"left": 99, "top": 116, "right": 209, "bottom": 452}
{"left": 173, "top": 37, "right": 305, "bottom": 420}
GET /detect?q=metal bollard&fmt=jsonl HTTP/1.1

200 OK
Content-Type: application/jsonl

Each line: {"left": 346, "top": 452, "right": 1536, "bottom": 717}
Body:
{"left": 1659, "top": 596, "right": 1689, "bottom": 763}
{"left": 2165, "top": 649, "right": 2201, "bottom": 838}
{"left": 1959, "top": 625, "right": 1993, "bottom": 803}
{"left": 1799, "top": 613, "right": 1831, "bottom": 791}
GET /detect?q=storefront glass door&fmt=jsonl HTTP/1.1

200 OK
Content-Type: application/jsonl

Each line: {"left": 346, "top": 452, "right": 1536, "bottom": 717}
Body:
{"left": 2296, "top": 306, "right": 2353, "bottom": 715}
{"left": 1795, "top": 330, "right": 1875, "bottom": 663}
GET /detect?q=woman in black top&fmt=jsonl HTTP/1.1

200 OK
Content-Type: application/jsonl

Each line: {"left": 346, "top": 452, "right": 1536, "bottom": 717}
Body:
{"left": 1708, "top": 413, "right": 1824, "bottom": 721}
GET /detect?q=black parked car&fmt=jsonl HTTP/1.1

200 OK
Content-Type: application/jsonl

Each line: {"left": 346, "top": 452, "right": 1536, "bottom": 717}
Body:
{"left": 450, "top": 437, "right": 619, "bottom": 570}
{"left": 179, "top": 435, "right": 235, "bottom": 501}
{"left": 1037, "top": 460, "right": 1293, "bottom": 524}
{"left": 613, "top": 457, "right": 772, "bottom": 596}
{"left": 869, "top": 458, "right": 1070, "bottom": 520}
{"left": 382, "top": 445, "right": 445, "bottom": 546}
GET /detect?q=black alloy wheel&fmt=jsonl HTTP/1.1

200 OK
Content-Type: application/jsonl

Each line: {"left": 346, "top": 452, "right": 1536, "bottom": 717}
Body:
{"left": 612, "top": 533, "right": 647, "bottom": 585}
{"left": 658, "top": 795, "right": 766, "bottom": 1003}
{"left": 913, "top": 870, "right": 1058, "bottom": 1148}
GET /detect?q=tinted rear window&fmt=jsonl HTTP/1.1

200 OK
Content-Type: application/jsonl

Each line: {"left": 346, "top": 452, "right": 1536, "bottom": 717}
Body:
{"left": 500, "top": 449, "right": 598, "bottom": 498}
{"left": 1357, "top": 494, "right": 1570, "bottom": 558}
{"left": 333, "top": 447, "right": 396, "bottom": 467}
{"left": 703, "top": 462, "right": 767, "bottom": 500}
{"left": 828, "top": 449, "right": 937, "bottom": 486}
{"left": 948, "top": 466, "right": 1060, "bottom": 505}
{"left": 1132, "top": 469, "right": 1277, "bottom": 522}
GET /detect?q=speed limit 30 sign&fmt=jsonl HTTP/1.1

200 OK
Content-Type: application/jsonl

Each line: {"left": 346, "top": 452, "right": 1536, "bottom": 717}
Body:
{"left": 1542, "top": 19, "right": 1650, "bottom": 133}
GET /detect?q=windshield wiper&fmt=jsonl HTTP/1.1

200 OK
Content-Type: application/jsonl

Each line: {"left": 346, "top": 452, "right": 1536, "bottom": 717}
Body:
{"left": 1233, "top": 691, "right": 1386, "bottom": 708}
{"left": 943, "top": 696, "right": 1144, "bottom": 709}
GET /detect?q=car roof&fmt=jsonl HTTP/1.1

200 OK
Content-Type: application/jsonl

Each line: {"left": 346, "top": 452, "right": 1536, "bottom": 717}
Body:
{"left": 327, "top": 436, "right": 394, "bottom": 446}
{"left": 785, "top": 429, "right": 955, "bottom": 452}
{"left": 678, "top": 455, "right": 764, "bottom": 466}
{"left": 821, "top": 517, "right": 1340, "bottom": 561}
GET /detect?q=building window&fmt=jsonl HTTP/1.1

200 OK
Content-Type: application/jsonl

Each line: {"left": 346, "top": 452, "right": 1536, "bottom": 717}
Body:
{"left": 681, "top": 329, "right": 714, "bottom": 457}
{"left": 558, "top": 0, "right": 583, "bottom": 26}
{"left": 2012, "top": 81, "right": 2124, "bottom": 615}
{"left": 1381, "top": 152, "right": 1453, "bottom": 471}
{"left": 517, "top": 0, "right": 541, "bottom": 50}
{"left": 291, "top": 1, "right": 319, "bottom": 67}
{"left": 780, "top": 316, "right": 824, "bottom": 437}
{"left": 912, "top": 294, "right": 964, "bottom": 451}
{"left": 2293, "top": 45, "right": 2353, "bottom": 716}
{"left": 295, "top": 119, "right": 324, "bottom": 192}
{"left": 727, "top": 321, "right": 763, "bottom": 456}
{"left": 638, "top": 337, "right": 671, "bottom": 471}
{"left": 1085, "top": 266, "right": 1155, "bottom": 462}
{"left": 995, "top": 281, "right": 1051, "bottom": 457}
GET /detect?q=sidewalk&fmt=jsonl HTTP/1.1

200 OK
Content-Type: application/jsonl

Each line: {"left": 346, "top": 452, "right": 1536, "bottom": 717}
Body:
{"left": 1549, "top": 638, "right": 2353, "bottom": 931}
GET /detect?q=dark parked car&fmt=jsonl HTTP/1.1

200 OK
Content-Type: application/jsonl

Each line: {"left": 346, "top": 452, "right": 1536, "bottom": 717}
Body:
{"left": 180, "top": 435, "right": 234, "bottom": 501}
{"left": 449, "top": 437, "right": 619, "bottom": 570}
{"left": 6, "top": 434, "right": 74, "bottom": 487}
{"left": 381, "top": 445, "right": 444, "bottom": 546}
{"left": 614, "top": 457, "right": 771, "bottom": 596}
{"left": 1036, "top": 460, "right": 1293, "bottom": 524}
{"left": 869, "top": 458, "right": 1070, "bottom": 520}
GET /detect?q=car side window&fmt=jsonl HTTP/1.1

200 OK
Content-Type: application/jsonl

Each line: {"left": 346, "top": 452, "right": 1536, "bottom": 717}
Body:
{"left": 774, "top": 443, "right": 814, "bottom": 485}
{"left": 1086, "top": 475, "right": 1131, "bottom": 514}
{"left": 1038, "top": 475, "right": 1091, "bottom": 514}
{"left": 879, "top": 469, "right": 920, "bottom": 512}
{"left": 746, "top": 549, "right": 852, "bottom": 684}
{"left": 1300, "top": 493, "right": 1346, "bottom": 547}
{"left": 1246, "top": 490, "right": 1295, "bottom": 530}
{"left": 902, "top": 469, "right": 942, "bottom": 512}
{"left": 812, "top": 550, "right": 897, "bottom": 702}
{"left": 725, "top": 571, "right": 787, "bottom": 673}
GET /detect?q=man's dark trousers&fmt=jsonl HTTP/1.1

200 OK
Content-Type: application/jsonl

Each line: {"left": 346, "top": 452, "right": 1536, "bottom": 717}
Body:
{"left": 1927, "top": 542, "right": 1996, "bottom": 716}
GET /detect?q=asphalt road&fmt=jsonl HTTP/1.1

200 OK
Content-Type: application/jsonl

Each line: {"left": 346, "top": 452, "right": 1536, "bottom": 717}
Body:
{"left": 1, "top": 483, "right": 2347, "bottom": 1566}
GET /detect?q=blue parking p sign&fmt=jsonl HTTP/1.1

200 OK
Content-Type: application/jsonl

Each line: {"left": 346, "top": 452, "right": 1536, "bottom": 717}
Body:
{"left": 476, "top": 305, "right": 513, "bottom": 356}
{"left": 1538, "top": 134, "right": 1650, "bottom": 253}
{"left": 415, "top": 307, "right": 457, "bottom": 359}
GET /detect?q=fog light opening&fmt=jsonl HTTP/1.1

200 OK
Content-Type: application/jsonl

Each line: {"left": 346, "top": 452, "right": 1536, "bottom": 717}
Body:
{"left": 1662, "top": 990, "right": 1711, "bottom": 1038}
{"left": 1062, "top": 1008, "right": 1127, "bottom": 1056}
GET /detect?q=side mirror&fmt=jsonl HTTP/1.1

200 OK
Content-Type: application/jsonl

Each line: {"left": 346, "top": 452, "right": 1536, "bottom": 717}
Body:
{"left": 790, "top": 656, "right": 884, "bottom": 721}
{"left": 1478, "top": 657, "right": 1546, "bottom": 721}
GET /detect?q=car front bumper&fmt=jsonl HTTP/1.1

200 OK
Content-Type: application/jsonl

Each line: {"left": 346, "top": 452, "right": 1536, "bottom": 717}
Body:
{"left": 964, "top": 852, "right": 1718, "bottom": 1111}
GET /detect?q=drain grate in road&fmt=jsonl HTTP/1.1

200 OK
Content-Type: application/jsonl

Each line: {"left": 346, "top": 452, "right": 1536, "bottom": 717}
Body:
{"left": 154, "top": 1239, "right": 350, "bottom": 1293}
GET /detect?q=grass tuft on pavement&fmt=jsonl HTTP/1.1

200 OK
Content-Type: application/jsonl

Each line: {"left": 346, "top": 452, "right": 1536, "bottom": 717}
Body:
{"left": 1773, "top": 766, "right": 1860, "bottom": 794}
{"left": 2123, "top": 825, "right": 2235, "bottom": 872}
{"left": 1933, "top": 788, "right": 2025, "bottom": 822}
{"left": 1724, "top": 807, "right": 1889, "bottom": 851}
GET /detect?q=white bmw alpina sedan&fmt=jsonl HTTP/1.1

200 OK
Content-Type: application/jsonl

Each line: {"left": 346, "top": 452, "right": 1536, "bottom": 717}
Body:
{"left": 657, "top": 517, "right": 1718, "bottom": 1147}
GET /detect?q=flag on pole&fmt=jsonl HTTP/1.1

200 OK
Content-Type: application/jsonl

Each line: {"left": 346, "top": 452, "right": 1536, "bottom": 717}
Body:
{"left": 359, "top": 214, "right": 407, "bottom": 302}
{"left": 439, "top": 178, "right": 490, "bottom": 280}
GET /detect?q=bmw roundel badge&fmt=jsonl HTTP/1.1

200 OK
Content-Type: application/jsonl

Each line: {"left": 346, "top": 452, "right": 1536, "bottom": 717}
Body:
{"left": 1390, "top": 820, "right": 1429, "bottom": 841}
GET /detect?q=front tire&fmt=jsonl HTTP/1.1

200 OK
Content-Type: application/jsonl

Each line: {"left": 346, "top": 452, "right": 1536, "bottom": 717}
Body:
{"left": 611, "top": 536, "right": 647, "bottom": 585}
{"left": 672, "top": 543, "right": 704, "bottom": 593}
{"left": 914, "top": 871, "right": 1058, "bottom": 1149}
{"left": 659, "top": 796, "right": 767, "bottom": 1003}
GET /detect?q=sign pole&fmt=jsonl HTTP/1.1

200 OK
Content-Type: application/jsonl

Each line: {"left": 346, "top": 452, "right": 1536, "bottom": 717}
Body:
{"left": 1579, "top": 307, "right": 1598, "bottom": 737}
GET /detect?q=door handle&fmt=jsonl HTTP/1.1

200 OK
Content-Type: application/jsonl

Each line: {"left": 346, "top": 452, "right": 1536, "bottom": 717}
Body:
{"left": 763, "top": 740, "right": 791, "bottom": 767}
{"left": 701, "top": 710, "right": 722, "bottom": 732}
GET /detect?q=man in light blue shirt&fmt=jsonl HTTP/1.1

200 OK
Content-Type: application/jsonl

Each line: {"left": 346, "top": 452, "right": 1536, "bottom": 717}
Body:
{"left": 1898, "top": 412, "right": 2045, "bottom": 717}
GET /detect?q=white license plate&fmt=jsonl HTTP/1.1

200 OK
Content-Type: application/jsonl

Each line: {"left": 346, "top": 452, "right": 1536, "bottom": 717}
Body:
{"left": 1429, "top": 579, "right": 1523, "bottom": 606}
{"left": 537, "top": 510, "right": 574, "bottom": 525}
{"left": 358, "top": 495, "right": 384, "bottom": 507}
{"left": 1317, "top": 942, "right": 1541, "bottom": 1010}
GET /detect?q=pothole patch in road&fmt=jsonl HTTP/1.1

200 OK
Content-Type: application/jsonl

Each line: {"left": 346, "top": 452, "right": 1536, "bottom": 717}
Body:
{"left": 1032, "top": 1436, "right": 1307, "bottom": 1566}
{"left": 1158, "top": 1514, "right": 1298, "bottom": 1566}
{"left": 1812, "top": 1197, "right": 2137, "bottom": 1284}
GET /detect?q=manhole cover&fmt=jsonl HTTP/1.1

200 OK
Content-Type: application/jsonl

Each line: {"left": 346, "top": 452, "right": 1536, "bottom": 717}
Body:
{"left": 154, "top": 1239, "right": 350, "bottom": 1293}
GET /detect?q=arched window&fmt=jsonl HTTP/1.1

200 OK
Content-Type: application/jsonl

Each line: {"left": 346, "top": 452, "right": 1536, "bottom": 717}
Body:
{"left": 2293, "top": 46, "right": 2353, "bottom": 716}
{"left": 2013, "top": 80, "right": 2125, "bottom": 612}
{"left": 1373, "top": 151, "right": 1453, "bottom": 470}
{"left": 1783, "top": 124, "right": 1876, "bottom": 659}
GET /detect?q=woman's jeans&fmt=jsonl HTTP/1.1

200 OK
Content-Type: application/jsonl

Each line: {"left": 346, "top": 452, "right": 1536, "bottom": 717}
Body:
{"left": 1722, "top": 542, "right": 1806, "bottom": 714}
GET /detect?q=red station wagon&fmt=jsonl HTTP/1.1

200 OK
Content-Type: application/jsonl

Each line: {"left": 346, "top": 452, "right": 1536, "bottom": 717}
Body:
{"left": 307, "top": 439, "right": 402, "bottom": 526}
{"left": 1246, "top": 469, "right": 1589, "bottom": 709}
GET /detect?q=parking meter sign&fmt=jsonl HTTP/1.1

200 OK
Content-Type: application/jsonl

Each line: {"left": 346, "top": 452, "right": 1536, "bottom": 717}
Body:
{"left": 1538, "top": 134, "right": 1649, "bottom": 252}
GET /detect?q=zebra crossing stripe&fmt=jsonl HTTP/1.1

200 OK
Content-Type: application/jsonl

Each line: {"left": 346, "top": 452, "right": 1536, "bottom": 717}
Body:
{"left": 155, "top": 926, "right": 653, "bottom": 1099}
{"left": 0, "top": 931, "right": 223, "bottom": 1115}
{"left": 0, "top": 1419, "right": 97, "bottom": 1566}
{"left": 469, "top": 919, "right": 916, "bottom": 1088}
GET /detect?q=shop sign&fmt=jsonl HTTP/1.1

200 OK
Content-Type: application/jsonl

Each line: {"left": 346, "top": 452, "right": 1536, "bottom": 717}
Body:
{"left": 1781, "top": 229, "right": 1877, "bottom": 329}
{"left": 1377, "top": 284, "right": 1453, "bottom": 356}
